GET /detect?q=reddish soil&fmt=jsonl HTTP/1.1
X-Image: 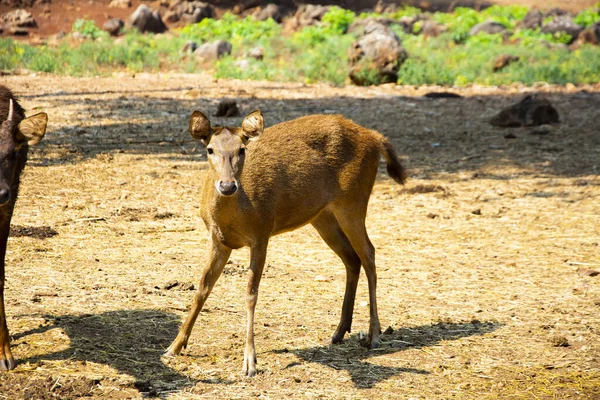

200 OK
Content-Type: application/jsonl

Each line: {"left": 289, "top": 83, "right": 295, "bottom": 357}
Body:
{"left": 1, "top": 0, "right": 598, "bottom": 43}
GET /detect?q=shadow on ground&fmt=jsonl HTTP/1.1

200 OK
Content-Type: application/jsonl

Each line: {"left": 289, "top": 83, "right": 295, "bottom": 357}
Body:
{"left": 280, "top": 321, "right": 500, "bottom": 388}
{"left": 15, "top": 309, "right": 193, "bottom": 397}
{"left": 25, "top": 86, "right": 600, "bottom": 179}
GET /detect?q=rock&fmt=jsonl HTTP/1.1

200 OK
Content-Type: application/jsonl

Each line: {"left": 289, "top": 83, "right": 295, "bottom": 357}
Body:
{"left": 234, "top": 59, "right": 250, "bottom": 70}
{"left": 181, "top": 40, "right": 198, "bottom": 54}
{"left": 424, "top": 92, "right": 462, "bottom": 98}
{"left": 1, "top": 9, "right": 37, "bottom": 30}
{"left": 518, "top": 9, "right": 543, "bottom": 30}
{"left": 129, "top": 5, "right": 167, "bottom": 34}
{"left": 493, "top": 54, "right": 520, "bottom": 72}
{"left": 530, "top": 125, "right": 552, "bottom": 135}
{"left": 347, "top": 17, "right": 405, "bottom": 35}
{"left": 543, "top": 8, "right": 570, "bottom": 19}
{"left": 490, "top": 95, "right": 560, "bottom": 127}
{"left": 182, "top": 1, "right": 215, "bottom": 24}
{"left": 541, "top": 16, "right": 583, "bottom": 43}
{"left": 108, "top": 0, "right": 131, "bottom": 9}
{"left": 216, "top": 99, "right": 239, "bottom": 117}
{"left": 165, "top": 1, "right": 214, "bottom": 24}
{"left": 103, "top": 18, "right": 124, "bottom": 36}
{"left": 469, "top": 20, "right": 509, "bottom": 36}
{"left": 194, "top": 40, "right": 232, "bottom": 61}
{"left": 550, "top": 334, "right": 569, "bottom": 347}
{"left": 570, "top": 21, "right": 600, "bottom": 49}
{"left": 577, "top": 267, "right": 599, "bottom": 277}
{"left": 374, "top": 0, "right": 399, "bottom": 14}
{"left": 254, "top": 4, "right": 284, "bottom": 23}
{"left": 348, "top": 21, "right": 408, "bottom": 86}
{"left": 421, "top": 19, "right": 448, "bottom": 37}
{"left": 248, "top": 46, "right": 264, "bottom": 60}
{"left": 284, "top": 4, "right": 330, "bottom": 32}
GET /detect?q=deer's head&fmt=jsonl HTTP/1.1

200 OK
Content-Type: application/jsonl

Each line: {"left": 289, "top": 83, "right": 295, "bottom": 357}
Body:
{"left": 190, "top": 110, "right": 263, "bottom": 197}
{"left": 0, "top": 99, "right": 47, "bottom": 205}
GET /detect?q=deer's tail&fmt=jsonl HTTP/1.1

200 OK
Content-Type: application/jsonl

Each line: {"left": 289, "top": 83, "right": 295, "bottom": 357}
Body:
{"left": 380, "top": 137, "right": 407, "bottom": 185}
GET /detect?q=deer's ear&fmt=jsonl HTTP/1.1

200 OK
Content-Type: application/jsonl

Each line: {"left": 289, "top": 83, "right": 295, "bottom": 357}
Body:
{"left": 241, "top": 110, "right": 263, "bottom": 141}
{"left": 189, "top": 111, "right": 211, "bottom": 144}
{"left": 17, "top": 112, "right": 47, "bottom": 146}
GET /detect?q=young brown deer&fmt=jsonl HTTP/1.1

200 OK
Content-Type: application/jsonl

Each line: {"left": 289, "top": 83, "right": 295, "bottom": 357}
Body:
{"left": 0, "top": 86, "right": 47, "bottom": 370}
{"left": 165, "top": 110, "right": 406, "bottom": 376}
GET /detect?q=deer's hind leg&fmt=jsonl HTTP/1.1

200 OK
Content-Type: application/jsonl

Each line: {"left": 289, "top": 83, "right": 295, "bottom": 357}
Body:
{"left": 332, "top": 205, "right": 381, "bottom": 349}
{"left": 311, "top": 210, "right": 362, "bottom": 344}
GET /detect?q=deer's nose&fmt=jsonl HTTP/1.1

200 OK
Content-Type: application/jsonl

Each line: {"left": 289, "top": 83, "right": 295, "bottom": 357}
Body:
{"left": 217, "top": 181, "right": 238, "bottom": 196}
{"left": 0, "top": 188, "right": 11, "bottom": 205}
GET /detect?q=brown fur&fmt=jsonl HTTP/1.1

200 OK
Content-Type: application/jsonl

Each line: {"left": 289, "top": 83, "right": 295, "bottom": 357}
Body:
{"left": 166, "top": 112, "right": 406, "bottom": 377}
{"left": 0, "top": 86, "right": 47, "bottom": 371}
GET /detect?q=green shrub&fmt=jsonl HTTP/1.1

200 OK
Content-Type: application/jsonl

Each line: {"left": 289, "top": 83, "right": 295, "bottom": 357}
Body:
{"left": 1, "top": 6, "right": 599, "bottom": 86}
{"left": 72, "top": 19, "right": 108, "bottom": 40}
{"left": 322, "top": 6, "right": 356, "bottom": 34}
{"left": 180, "top": 13, "right": 280, "bottom": 48}
{"left": 574, "top": 6, "right": 600, "bottom": 27}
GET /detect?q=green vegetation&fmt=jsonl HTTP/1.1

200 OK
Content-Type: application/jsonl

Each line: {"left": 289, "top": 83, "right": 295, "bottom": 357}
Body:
{"left": 1, "top": 4, "right": 600, "bottom": 85}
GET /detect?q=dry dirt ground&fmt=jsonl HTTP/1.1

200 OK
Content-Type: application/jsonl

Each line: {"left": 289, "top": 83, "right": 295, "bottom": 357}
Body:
{"left": 0, "top": 73, "right": 598, "bottom": 399}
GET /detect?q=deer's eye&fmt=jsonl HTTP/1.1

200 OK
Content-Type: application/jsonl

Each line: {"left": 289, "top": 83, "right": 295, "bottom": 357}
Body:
{"left": 207, "top": 148, "right": 214, "bottom": 155}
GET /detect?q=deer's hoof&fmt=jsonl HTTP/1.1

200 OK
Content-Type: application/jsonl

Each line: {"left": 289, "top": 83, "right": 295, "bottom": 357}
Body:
{"left": 242, "top": 355, "right": 257, "bottom": 377}
{"left": 163, "top": 344, "right": 182, "bottom": 358}
{"left": 0, "top": 357, "right": 16, "bottom": 371}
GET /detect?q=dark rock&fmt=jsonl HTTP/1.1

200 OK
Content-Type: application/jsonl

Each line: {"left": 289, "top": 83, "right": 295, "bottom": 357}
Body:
{"left": 543, "top": 8, "right": 570, "bottom": 19}
{"left": 530, "top": 125, "right": 551, "bottom": 135}
{"left": 424, "top": 92, "right": 462, "bottom": 98}
{"left": 493, "top": 54, "right": 520, "bottom": 72}
{"left": 171, "top": 1, "right": 214, "bottom": 24}
{"left": 541, "top": 15, "right": 583, "bottom": 43}
{"left": 518, "top": 9, "right": 543, "bottom": 30}
{"left": 570, "top": 21, "right": 600, "bottom": 49}
{"left": 129, "top": 5, "right": 167, "bottom": 34}
{"left": 103, "top": 18, "right": 124, "bottom": 36}
{"left": 469, "top": 20, "right": 509, "bottom": 36}
{"left": 490, "top": 95, "right": 560, "bottom": 128}
{"left": 284, "top": 4, "right": 330, "bottom": 32}
{"left": 374, "top": 0, "right": 399, "bottom": 14}
{"left": 181, "top": 40, "right": 198, "bottom": 54}
{"left": 348, "top": 21, "right": 408, "bottom": 86}
{"left": 1, "top": 9, "right": 37, "bottom": 29}
{"left": 194, "top": 40, "right": 232, "bottom": 61}
{"left": 216, "top": 99, "right": 240, "bottom": 117}
{"left": 504, "top": 132, "right": 517, "bottom": 139}
{"left": 9, "top": 26, "right": 29, "bottom": 35}
{"left": 254, "top": 4, "right": 284, "bottom": 23}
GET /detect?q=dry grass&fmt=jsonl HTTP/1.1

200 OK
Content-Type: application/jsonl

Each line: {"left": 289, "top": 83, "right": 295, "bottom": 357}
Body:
{"left": 0, "top": 73, "right": 598, "bottom": 399}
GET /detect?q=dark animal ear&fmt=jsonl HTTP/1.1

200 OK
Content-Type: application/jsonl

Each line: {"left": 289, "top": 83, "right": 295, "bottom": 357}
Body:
{"left": 241, "top": 110, "right": 263, "bottom": 141}
{"left": 189, "top": 111, "right": 211, "bottom": 144}
{"left": 17, "top": 112, "right": 47, "bottom": 146}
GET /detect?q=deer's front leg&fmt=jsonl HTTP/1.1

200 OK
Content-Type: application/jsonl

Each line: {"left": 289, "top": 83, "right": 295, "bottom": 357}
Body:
{"left": 243, "top": 241, "right": 268, "bottom": 377}
{"left": 0, "top": 222, "right": 15, "bottom": 371}
{"left": 165, "top": 238, "right": 231, "bottom": 357}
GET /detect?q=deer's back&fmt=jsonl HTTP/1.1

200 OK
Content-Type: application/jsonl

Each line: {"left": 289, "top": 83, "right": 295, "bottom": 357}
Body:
{"left": 239, "top": 114, "right": 382, "bottom": 234}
